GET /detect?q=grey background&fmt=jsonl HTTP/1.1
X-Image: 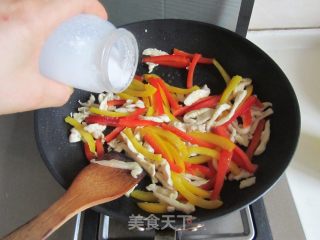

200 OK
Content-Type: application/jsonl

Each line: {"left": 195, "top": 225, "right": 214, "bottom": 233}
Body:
{"left": 101, "top": 0, "right": 241, "bottom": 31}
{"left": 0, "top": 0, "right": 242, "bottom": 238}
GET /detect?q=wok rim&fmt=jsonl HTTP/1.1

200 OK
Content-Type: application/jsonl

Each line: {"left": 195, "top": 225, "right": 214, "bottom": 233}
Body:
{"left": 34, "top": 19, "right": 301, "bottom": 224}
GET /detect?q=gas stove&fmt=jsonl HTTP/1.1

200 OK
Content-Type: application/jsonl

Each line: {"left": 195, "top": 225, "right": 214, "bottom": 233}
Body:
{"left": 71, "top": 199, "right": 275, "bottom": 240}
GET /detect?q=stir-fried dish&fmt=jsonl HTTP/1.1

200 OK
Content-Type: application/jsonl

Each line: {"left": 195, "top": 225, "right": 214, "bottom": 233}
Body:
{"left": 65, "top": 48, "right": 273, "bottom": 214}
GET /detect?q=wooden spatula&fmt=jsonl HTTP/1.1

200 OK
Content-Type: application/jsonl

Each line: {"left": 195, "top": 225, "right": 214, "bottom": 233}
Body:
{"left": 2, "top": 153, "right": 144, "bottom": 240}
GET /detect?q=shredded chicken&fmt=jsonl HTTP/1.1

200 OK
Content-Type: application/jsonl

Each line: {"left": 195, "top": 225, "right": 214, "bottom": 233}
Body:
{"left": 120, "top": 132, "right": 156, "bottom": 177}
{"left": 239, "top": 177, "right": 256, "bottom": 189}
{"left": 184, "top": 85, "right": 210, "bottom": 106}
{"left": 91, "top": 159, "right": 143, "bottom": 178}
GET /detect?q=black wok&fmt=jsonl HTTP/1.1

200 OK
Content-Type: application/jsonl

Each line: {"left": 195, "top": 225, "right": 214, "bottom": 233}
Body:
{"left": 34, "top": 19, "right": 300, "bottom": 226}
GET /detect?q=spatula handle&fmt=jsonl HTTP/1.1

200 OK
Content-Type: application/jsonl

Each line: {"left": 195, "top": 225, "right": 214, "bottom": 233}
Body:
{"left": 2, "top": 192, "right": 81, "bottom": 240}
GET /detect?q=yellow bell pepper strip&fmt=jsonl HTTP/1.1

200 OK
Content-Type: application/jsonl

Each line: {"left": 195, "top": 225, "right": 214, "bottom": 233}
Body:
{"left": 187, "top": 53, "right": 202, "bottom": 88}
{"left": 163, "top": 105, "right": 177, "bottom": 121}
{"left": 212, "top": 59, "right": 231, "bottom": 84}
{"left": 154, "top": 78, "right": 181, "bottom": 111}
{"left": 158, "top": 84, "right": 169, "bottom": 108}
{"left": 211, "top": 150, "right": 232, "bottom": 200}
{"left": 147, "top": 126, "right": 188, "bottom": 159}
{"left": 123, "top": 84, "right": 157, "bottom": 97}
{"left": 137, "top": 202, "right": 168, "bottom": 213}
{"left": 219, "top": 75, "right": 242, "bottom": 104}
{"left": 148, "top": 79, "right": 165, "bottom": 115}
{"left": 143, "top": 97, "right": 150, "bottom": 108}
{"left": 165, "top": 141, "right": 185, "bottom": 172}
{"left": 129, "top": 79, "right": 146, "bottom": 91}
{"left": 123, "top": 128, "right": 162, "bottom": 162}
{"left": 89, "top": 107, "right": 131, "bottom": 117}
{"left": 142, "top": 132, "right": 182, "bottom": 173}
{"left": 188, "top": 146, "right": 219, "bottom": 159}
{"left": 189, "top": 132, "right": 240, "bottom": 175}
{"left": 65, "top": 116, "right": 96, "bottom": 153}
{"left": 185, "top": 155, "right": 212, "bottom": 164}
{"left": 189, "top": 131, "right": 236, "bottom": 151}
{"left": 179, "top": 175, "right": 211, "bottom": 199}
{"left": 146, "top": 106, "right": 154, "bottom": 116}
{"left": 117, "top": 92, "right": 138, "bottom": 102}
{"left": 130, "top": 190, "right": 158, "bottom": 202}
{"left": 172, "top": 172, "right": 223, "bottom": 209}
{"left": 160, "top": 123, "right": 214, "bottom": 149}
{"left": 165, "top": 84, "right": 200, "bottom": 95}
{"left": 143, "top": 73, "right": 161, "bottom": 81}
{"left": 143, "top": 74, "right": 200, "bottom": 95}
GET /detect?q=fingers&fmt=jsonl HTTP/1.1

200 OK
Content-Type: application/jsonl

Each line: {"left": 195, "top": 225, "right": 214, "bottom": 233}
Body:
{"left": 35, "top": 75, "right": 74, "bottom": 109}
{"left": 34, "top": 0, "right": 108, "bottom": 37}
{"left": 82, "top": 0, "right": 108, "bottom": 20}
{"left": 0, "top": 74, "right": 73, "bottom": 115}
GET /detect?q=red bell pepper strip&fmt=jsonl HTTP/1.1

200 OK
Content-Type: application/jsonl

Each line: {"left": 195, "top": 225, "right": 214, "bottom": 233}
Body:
{"left": 211, "top": 125, "right": 229, "bottom": 138}
{"left": 150, "top": 77, "right": 181, "bottom": 111}
{"left": 185, "top": 163, "right": 214, "bottom": 178}
{"left": 233, "top": 146, "right": 257, "bottom": 173}
{"left": 173, "top": 48, "right": 213, "bottom": 64}
{"left": 148, "top": 79, "right": 165, "bottom": 115}
{"left": 255, "top": 98, "right": 264, "bottom": 108}
{"left": 187, "top": 53, "right": 202, "bottom": 88}
{"left": 211, "top": 150, "right": 233, "bottom": 200}
{"left": 118, "top": 118, "right": 159, "bottom": 127}
{"left": 207, "top": 159, "right": 217, "bottom": 189}
{"left": 107, "top": 99, "right": 126, "bottom": 107}
{"left": 129, "top": 107, "right": 147, "bottom": 117}
{"left": 95, "top": 139, "right": 104, "bottom": 160}
{"left": 134, "top": 75, "right": 143, "bottom": 81}
{"left": 241, "top": 109, "right": 252, "bottom": 128}
{"left": 246, "top": 119, "right": 266, "bottom": 159}
{"left": 84, "top": 143, "right": 95, "bottom": 161}
{"left": 160, "top": 123, "right": 214, "bottom": 148}
{"left": 208, "top": 159, "right": 217, "bottom": 175}
{"left": 105, "top": 126, "right": 125, "bottom": 143}
{"left": 143, "top": 133, "right": 182, "bottom": 172}
{"left": 200, "top": 178, "right": 214, "bottom": 190}
{"left": 85, "top": 108, "right": 146, "bottom": 126}
{"left": 220, "top": 95, "right": 257, "bottom": 127}
{"left": 142, "top": 55, "right": 190, "bottom": 68}
{"left": 173, "top": 95, "right": 220, "bottom": 116}
{"left": 85, "top": 115, "right": 120, "bottom": 126}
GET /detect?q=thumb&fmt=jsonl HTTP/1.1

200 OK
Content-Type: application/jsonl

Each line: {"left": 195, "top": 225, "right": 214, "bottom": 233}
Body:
{"left": 36, "top": 75, "right": 74, "bottom": 109}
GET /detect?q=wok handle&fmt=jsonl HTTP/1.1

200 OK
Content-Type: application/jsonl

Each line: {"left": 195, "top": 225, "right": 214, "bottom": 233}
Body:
{"left": 1, "top": 191, "right": 82, "bottom": 240}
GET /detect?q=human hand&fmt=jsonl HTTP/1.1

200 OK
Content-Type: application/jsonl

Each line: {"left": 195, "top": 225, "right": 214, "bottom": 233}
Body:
{"left": 0, "top": 0, "right": 107, "bottom": 114}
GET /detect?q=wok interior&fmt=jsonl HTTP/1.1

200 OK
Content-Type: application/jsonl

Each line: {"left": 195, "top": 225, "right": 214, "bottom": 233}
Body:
{"left": 35, "top": 20, "right": 300, "bottom": 225}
